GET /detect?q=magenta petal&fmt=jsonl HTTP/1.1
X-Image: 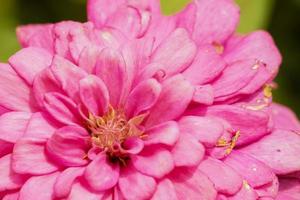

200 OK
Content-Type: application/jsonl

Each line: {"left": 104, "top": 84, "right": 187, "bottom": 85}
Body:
{"left": 132, "top": 147, "right": 174, "bottom": 179}
{"left": 125, "top": 79, "right": 161, "bottom": 118}
{"left": 118, "top": 165, "right": 156, "bottom": 200}
{"left": 276, "top": 178, "right": 300, "bottom": 200}
{"left": 79, "top": 75, "right": 109, "bottom": 116}
{"left": 121, "top": 137, "right": 144, "bottom": 155}
{"left": 2, "top": 192, "right": 20, "bottom": 200}
{"left": 84, "top": 154, "right": 119, "bottom": 191}
{"left": 151, "top": 179, "right": 177, "bottom": 200}
{"left": 144, "top": 121, "right": 180, "bottom": 146}
{"left": 12, "top": 138, "right": 58, "bottom": 175}
{"left": 146, "top": 75, "right": 194, "bottom": 127}
{"left": 151, "top": 28, "right": 197, "bottom": 76}
{"left": 172, "top": 134, "right": 205, "bottom": 167}
{"left": 199, "top": 157, "right": 243, "bottom": 195}
{"left": 241, "top": 129, "right": 300, "bottom": 174}
{"left": 18, "top": 172, "right": 60, "bottom": 200}
{"left": 46, "top": 126, "right": 89, "bottom": 167}
{"left": 54, "top": 167, "right": 85, "bottom": 198}
{"left": 179, "top": 116, "right": 223, "bottom": 147}
{"left": 0, "top": 154, "right": 26, "bottom": 192}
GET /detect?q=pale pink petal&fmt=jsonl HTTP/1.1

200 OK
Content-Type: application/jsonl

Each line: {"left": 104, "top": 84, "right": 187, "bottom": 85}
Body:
{"left": 12, "top": 138, "right": 58, "bottom": 175}
{"left": 276, "top": 178, "right": 300, "bottom": 200}
{"left": 146, "top": 75, "right": 194, "bottom": 126}
{"left": 51, "top": 56, "right": 87, "bottom": 101}
{"left": 0, "top": 63, "right": 33, "bottom": 112}
{"left": 151, "top": 179, "right": 177, "bottom": 200}
{"left": 67, "top": 181, "right": 106, "bottom": 200}
{"left": 183, "top": 45, "right": 226, "bottom": 85}
{"left": 118, "top": 165, "right": 156, "bottom": 200}
{"left": 255, "top": 176, "right": 279, "bottom": 198}
{"left": 224, "top": 151, "right": 275, "bottom": 188}
{"left": 95, "top": 48, "right": 127, "bottom": 107}
{"left": 151, "top": 28, "right": 197, "bottom": 76}
{"left": 54, "top": 167, "right": 85, "bottom": 198}
{"left": 170, "top": 167, "right": 217, "bottom": 200}
{"left": 172, "top": 134, "right": 205, "bottom": 167}
{"left": 78, "top": 46, "right": 102, "bottom": 74}
{"left": 192, "top": 84, "right": 214, "bottom": 105}
{"left": 0, "top": 112, "right": 32, "bottom": 143}
{"left": 179, "top": 116, "right": 223, "bottom": 147}
{"left": 241, "top": 129, "right": 300, "bottom": 174}
{"left": 206, "top": 105, "right": 270, "bottom": 145}
{"left": 8, "top": 47, "right": 52, "bottom": 85}
{"left": 16, "top": 24, "right": 55, "bottom": 53}
{"left": 199, "top": 157, "right": 243, "bottom": 195}
{"left": 2, "top": 192, "right": 19, "bottom": 200}
{"left": 46, "top": 126, "right": 89, "bottom": 167}
{"left": 79, "top": 75, "right": 109, "bottom": 116}
{"left": 44, "top": 92, "right": 81, "bottom": 126}
{"left": 227, "top": 181, "right": 258, "bottom": 200}
{"left": 125, "top": 79, "right": 161, "bottom": 118}
{"left": 144, "top": 121, "right": 179, "bottom": 146}
{"left": 18, "top": 172, "right": 60, "bottom": 200}
{"left": 0, "top": 154, "right": 26, "bottom": 192}
{"left": 132, "top": 147, "right": 174, "bottom": 179}
{"left": 84, "top": 154, "right": 119, "bottom": 191}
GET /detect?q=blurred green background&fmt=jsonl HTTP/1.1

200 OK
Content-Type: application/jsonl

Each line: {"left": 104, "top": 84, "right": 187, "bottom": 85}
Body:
{"left": 0, "top": 0, "right": 299, "bottom": 116}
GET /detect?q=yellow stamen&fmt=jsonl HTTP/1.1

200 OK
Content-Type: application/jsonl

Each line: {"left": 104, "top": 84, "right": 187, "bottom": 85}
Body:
{"left": 263, "top": 84, "right": 273, "bottom": 98}
{"left": 216, "top": 131, "right": 240, "bottom": 156}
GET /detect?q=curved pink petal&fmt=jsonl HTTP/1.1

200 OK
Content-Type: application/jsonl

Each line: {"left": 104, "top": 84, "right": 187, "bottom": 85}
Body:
{"left": 0, "top": 140, "right": 13, "bottom": 158}
{"left": 227, "top": 181, "right": 258, "bottom": 200}
{"left": 146, "top": 75, "right": 194, "bottom": 126}
{"left": 255, "top": 176, "right": 279, "bottom": 198}
{"left": 79, "top": 75, "right": 109, "bottom": 116}
{"left": 132, "top": 146, "right": 174, "bottom": 179}
{"left": 2, "top": 192, "right": 20, "bottom": 200}
{"left": 198, "top": 157, "right": 243, "bottom": 195}
{"left": 118, "top": 165, "right": 156, "bottom": 200}
{"left": 172, "top": 134, "right": 205, "bottom": 167}
{"left": 276, "top": 178, "right": 300, "bottom": 200}
{"left": 125, "top": 78, "right": 161, "bottom": 118}
{"left": 8, "top": 47, "right": 52, "bottom": 85}
{"left": 18, "top": 172, "right": 60, "bottom": 200}
{"left": 241, "top": 129, "right": 300, "bottom": 174}
{"left": 151, "top": 28, "right": 197, "bottom": 77}
{"left": 84, "top": 154, "right": 120, "bottom": 191}
{"left": 54, "top": 167, "right": 85, "bottom": 198}
{"left": 46, "top": 126, "right": 89, "bottom": 167}
{"left": 151, "top": 179, "right": 177, "bottom": 200}
{"left": 179, "top": 116, "right": 223, "bottom": 147}
{"left": 78, "top": 46, "right": 102, "bottom": 74}
{"left": 12, "top": 138, "right": 59, "bottom": 175}
{"left": 192, "top": 84, "right": 214, "bottom": 105}
{"left": 66, "top": 181, "right": 106, "bottom": 200}
{"left": 0, "top": 63, "right": 34, "bottom": 112}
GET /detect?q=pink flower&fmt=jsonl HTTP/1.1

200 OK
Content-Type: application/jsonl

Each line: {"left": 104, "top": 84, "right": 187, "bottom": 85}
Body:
{"left": 0, "top": 0, "right": 299, "bottom": 199}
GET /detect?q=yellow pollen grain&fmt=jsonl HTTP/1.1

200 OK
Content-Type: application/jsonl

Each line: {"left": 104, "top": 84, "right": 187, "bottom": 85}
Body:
{"left": 216, "top": 131, "right": 240, "bottom": 156}
{"left": 213, "top": 42, "right": 224, "bottom": 54}
{"left": 243, "top": 180, "right": 251, "bottom": 190}
{"left": 263, "top": 85, "right": 273, "bottom": 98}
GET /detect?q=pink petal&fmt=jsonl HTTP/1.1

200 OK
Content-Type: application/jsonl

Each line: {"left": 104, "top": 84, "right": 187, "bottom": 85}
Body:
{"left": 0, "top": 154, "right": 26, "bottom": 192}
{"left": 241, "top": 129, "right": 300, "bottom": 174}
{"left": 66, "top": 181, "right": 106, "bottom": 200}
{"left": 144, "top": 121, "right": 179, "bottom": 146}
{"left": 84, "top": 154, "right": 120, "bottom": 191}
{"left": 0, "top": 140, "right": 13, "bottom": 157}
{"left": 206, "top": 105, "right": 270, "bottom": 146}
{"left": 46, "top": 126, "right": 89, "bottom": 167}
{"left": 54, "top": 167, "right": 85, "bottom": 198}
{"left": 78, "top": 46, "right": 102, "bottom": 74}
{"left": 183, "top": 45, "right": 226, "bottom": 85}
{"left": 8, "top": 47, "right": 52, "bottom": 85}
{"left": 187, "top": 0, "right": 239, "bottom": 45}
{"left": 95, "top": 48, "right": 127, "bottom": 107}
{"left": 16, "top": 24, "right": 55, "bottom": 53}
{"left": 2, "top": 192, "right": 19, "bottom": 200}
{"left": 199, "top": 157, "right": 243, "bottom": 195}
{"left": 192, "top": 84, "right": 214, "bottom": 105}
{"left": 170, "top": 167, "right": 217, "bottom": 200}
{"left": 44, "top": 92, "right": 81, "bottom": 126}
{"left": 18, "top": 172, "right": 60, "bottom": 200}
{"left": 12, "top": 138, "right": 58, "bottom": 175}
{"left": 132, "top": 147, "right": 174, "bottom": 179}
{"left": 79, "top": 75, "right": 109, "bottom": 116}
{"left": 121, "top": 137, "right": 144, "bottom": 155}
{"left": 146, "top": 75, "right": 194, "bottom": 126}
{"left": 255, "top": 176, "right": 279, "bottom": 198}
{"left": 0, "top": 63, "right": 33, "bottom": 112}
{"left": 151, "top": 179, "right": 177, "bottom": 200}
{"left": 276, "top": 178, "right": 300, "bottom": 200}
{"left": 224, "top": 151, "right": 275, "bottom": 188}
{"left": 118, "top": 165, "right": 156, "bottom": 200}
{"left": 179, "top": 116, "right": 223, "bottom": 147}
{"left": 227, "top": 181, "right": 258, "bottom": 200}
{"left": 151, "top": 28, "right": 197, "bottom": 77}
{"left": 51, "top": 56, "right": 87, "bottom": 101}
{"left": 125, "top": 79, "right": 161, "bottom": 118}
{"left": 172, "top": 134, "right": 205, "bottom": 167}
{"left": 0, "top": 112, "right": 32, "bottom": 143}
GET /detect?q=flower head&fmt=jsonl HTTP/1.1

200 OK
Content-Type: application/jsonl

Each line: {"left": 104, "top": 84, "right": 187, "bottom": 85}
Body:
{"left": 0, "top": 0, "right": 299, "bottom": 199}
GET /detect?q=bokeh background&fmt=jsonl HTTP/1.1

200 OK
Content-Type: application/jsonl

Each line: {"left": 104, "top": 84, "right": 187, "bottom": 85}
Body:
{"left": 0, "top": 0, "right": 299, "bottom": 116}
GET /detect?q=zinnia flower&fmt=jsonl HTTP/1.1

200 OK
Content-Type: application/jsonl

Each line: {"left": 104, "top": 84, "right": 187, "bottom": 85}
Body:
{"left": 0, "top": 0, "right": 299, "bottom": 199}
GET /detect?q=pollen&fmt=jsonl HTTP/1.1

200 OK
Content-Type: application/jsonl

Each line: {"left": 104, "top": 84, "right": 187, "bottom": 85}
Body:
{"left": 216, "top": 131, "right": 240, "bottom": 156}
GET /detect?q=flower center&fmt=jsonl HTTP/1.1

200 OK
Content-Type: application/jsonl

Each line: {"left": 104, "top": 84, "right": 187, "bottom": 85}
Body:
{"left": 86, "top": 106, "right": 146, "bottom": 160}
